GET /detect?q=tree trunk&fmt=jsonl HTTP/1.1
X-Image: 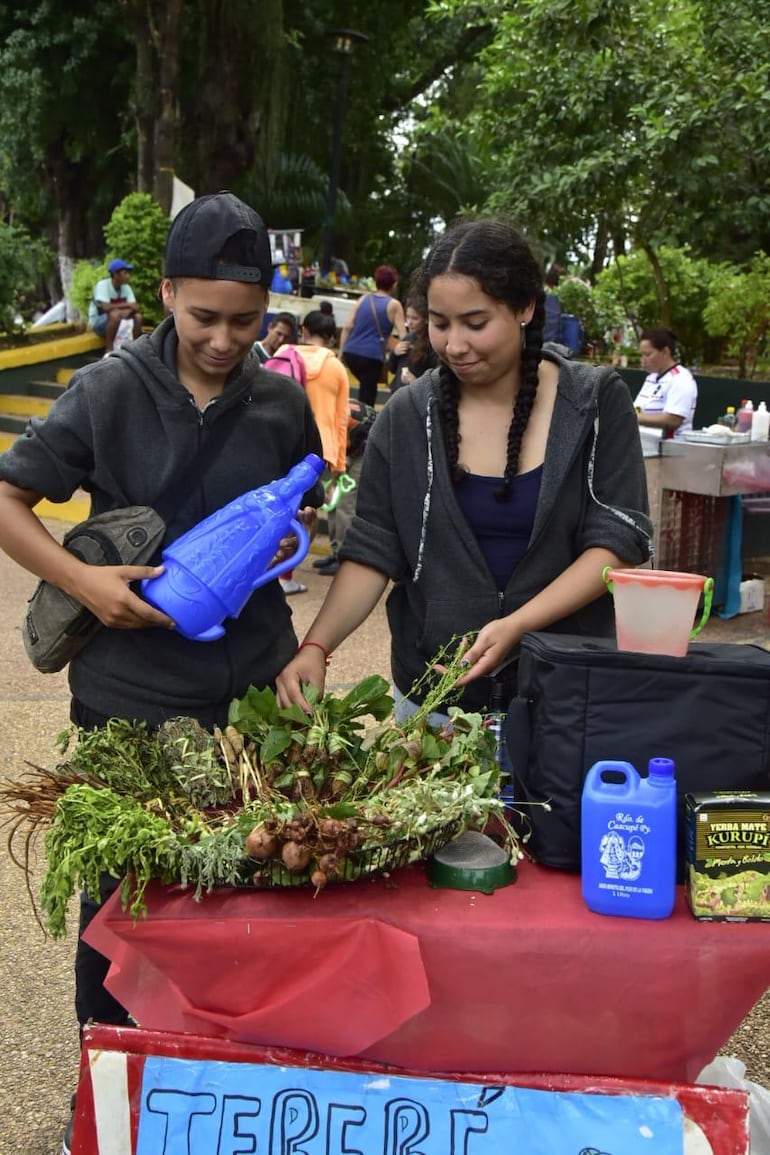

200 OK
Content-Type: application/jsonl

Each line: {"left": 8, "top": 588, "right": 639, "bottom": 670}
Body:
{"left": 56, "top": 202, "right": 79, "bottom": 321}
{"left": 134, "top": 12, "right": 157, "bottom": 193}
{"left": 45, "top": 142, "right": 88, "bottom": 321}
{"left": 152, "top": 0, "right": 183, "bottom": 214}
{"left": 59, "top": 254, "right": 78, "bottom": 322}
{"left": 590, "top": 217, "right": 609, "bottom": 283}
{"left": 642, "top": 242, "right": 671, "bottom": 330}
{"left": 119, "top": 0, "right": 158, "bottom": 193}
{"left": 188, "top": 0, "right": 286, "bottom": 194}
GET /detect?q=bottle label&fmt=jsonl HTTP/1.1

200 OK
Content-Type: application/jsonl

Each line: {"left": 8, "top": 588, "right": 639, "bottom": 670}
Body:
{"left": 596, "top": 811, "right": 651, "bottom": 886}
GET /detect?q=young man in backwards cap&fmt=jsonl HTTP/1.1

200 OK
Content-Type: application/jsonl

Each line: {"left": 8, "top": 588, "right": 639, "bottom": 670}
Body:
{"left": 0, "top": 192, "right": 323, "bottom": 1153}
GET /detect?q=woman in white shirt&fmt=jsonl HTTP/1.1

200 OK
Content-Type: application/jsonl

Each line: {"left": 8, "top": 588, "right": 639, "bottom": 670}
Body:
{"left": 634, "top": 328, "right": 698, "bottom": 439}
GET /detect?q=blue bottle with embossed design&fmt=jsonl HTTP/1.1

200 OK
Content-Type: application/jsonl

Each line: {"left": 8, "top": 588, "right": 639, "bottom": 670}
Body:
{"left": 141, "top": 454, "right": 324, "bottom": 641}
{"left": 581, "top": 758, "right": 677, "bottom": 920}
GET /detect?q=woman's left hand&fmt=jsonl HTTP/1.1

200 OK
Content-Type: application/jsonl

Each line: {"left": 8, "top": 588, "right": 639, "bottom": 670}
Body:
{"left": 454, "top": 617, "right": 521, "bottom": 684}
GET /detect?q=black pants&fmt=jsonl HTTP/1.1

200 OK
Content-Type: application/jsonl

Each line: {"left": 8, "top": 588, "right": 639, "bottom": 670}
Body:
{"left": 342, "top": 352, "right": 382, "bottom": 408}
{"left": 70, "top": 699, "right": 131, "bottom": 1029}
{"left": 75, "top": 873, "right": 129, "bottom": 1029}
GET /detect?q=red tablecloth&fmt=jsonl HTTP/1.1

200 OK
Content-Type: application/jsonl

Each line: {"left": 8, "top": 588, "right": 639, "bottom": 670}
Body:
{"left": 85, "top": 860, "right": 769, "bottom": 1083}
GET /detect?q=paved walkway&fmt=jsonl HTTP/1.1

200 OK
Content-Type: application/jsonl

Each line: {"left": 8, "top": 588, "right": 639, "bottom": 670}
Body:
{"left": 0, "top": 528, "right": 767, "bottom": 1152}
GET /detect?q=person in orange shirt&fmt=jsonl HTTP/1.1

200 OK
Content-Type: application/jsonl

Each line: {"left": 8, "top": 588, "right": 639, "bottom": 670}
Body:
{"left": 297, "top": 310, "right": 349, "bottom": 474}
{"left": 278, "top": 311, "right": 350, "bottom": 592}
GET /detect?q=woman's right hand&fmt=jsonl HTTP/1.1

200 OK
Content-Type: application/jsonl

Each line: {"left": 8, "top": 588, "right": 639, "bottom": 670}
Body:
{"left": 277, "top": 562, "right": 390, "bottom": 712}
{"left": 393, "top": 338, "right": 410, "bottom": 356}
{"left": 276, "top": 647, "right": 328, "bottom": 712}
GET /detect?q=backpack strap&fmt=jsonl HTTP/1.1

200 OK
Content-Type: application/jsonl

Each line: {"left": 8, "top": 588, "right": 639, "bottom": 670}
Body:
{"left": 263, "top": 346, "right": 307, "bottom": 387}
{"left": 368, "top": 293, "right": 388, "bottom": 357}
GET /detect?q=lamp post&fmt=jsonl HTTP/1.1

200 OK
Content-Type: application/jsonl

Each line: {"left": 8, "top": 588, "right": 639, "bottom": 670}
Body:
{"left": 320, "top": 27, "right": 368, "bottom": 277}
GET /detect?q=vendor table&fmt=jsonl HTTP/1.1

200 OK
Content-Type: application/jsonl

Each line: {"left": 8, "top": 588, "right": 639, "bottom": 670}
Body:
{"left": 645, "top": 439, "right": 770, "bottom": 575}
{"left": 85, "top": 860, "right": 769, "bottom": 1085}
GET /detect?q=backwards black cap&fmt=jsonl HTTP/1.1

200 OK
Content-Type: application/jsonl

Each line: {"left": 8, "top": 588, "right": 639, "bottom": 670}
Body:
{"left": 164, "top": 191, "right": 273, "bottom": 285}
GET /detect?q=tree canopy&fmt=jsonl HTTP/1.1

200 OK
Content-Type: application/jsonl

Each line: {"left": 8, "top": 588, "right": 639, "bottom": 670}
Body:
{"left": 1, "top": 0, "right": 769, "bottom": 319}
{"left": 430, "top": 0, "right": 770, "bottom": 276}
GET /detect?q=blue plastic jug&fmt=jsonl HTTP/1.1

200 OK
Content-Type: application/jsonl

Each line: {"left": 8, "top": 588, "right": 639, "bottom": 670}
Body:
{"left": 141, "top": 453, "right": 324, "bottom": 641}
{"left": 560, "top": 313, "right": 582, "bottom": 353}
{"left": 581, "top": 758, "right": 677, "bottom": 920}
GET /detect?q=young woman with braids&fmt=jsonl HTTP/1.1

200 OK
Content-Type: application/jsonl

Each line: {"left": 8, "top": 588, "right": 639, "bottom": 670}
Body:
{"left": 277, "top": 218, "right": 652, "bottom": 715}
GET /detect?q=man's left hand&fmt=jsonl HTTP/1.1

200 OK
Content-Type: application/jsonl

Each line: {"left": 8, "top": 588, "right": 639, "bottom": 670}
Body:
{"left": 272, "top": 506, "right": 318, "bottom": 564}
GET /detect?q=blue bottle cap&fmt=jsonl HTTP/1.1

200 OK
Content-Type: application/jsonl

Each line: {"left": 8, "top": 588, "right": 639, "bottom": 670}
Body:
{"left": 648, "top": 757, "right": 675, "bottom": 778}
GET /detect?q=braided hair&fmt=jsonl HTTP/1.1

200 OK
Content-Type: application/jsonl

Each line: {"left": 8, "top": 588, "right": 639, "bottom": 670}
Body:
{"left": 412, "top": 219, "right": 545, "bottom": 501}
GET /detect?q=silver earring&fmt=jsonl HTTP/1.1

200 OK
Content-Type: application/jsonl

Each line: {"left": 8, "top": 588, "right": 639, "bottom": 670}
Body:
{"left": 521, "top": 322, "right": 527, "bottom": 349}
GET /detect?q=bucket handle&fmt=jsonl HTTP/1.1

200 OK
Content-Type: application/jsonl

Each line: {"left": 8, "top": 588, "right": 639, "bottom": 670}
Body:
{"left": 690, "top": 576, "right": 714, "bottom": 639}
{"left": 602, "top": 567, "right": 715, "bottom": 640}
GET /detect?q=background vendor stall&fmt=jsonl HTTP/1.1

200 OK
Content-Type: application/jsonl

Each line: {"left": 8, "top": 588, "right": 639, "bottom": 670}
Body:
{"left": 626, "top": 362, "right": 770, "bottom": 611}
{"left": 642, "top": 437, "right": 770, "bottom": 614}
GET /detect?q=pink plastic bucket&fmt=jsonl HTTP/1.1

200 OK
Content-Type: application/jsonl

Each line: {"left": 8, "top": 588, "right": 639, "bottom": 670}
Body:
{"left": 603, "top": 568, "right": 714, "bottom": 657}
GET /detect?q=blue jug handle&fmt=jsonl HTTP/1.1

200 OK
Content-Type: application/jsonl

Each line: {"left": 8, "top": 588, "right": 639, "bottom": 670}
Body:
{"left": 585, "top": 760, "right": 639, "bottom": 795}
{"left": 258, "top": 518, "right": 310, "bottom": 584}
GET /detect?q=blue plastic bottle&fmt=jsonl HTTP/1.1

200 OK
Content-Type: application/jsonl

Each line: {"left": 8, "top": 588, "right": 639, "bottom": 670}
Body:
{"left": 141, "top": 453, "right": 324, "bottom": 641}
{"left": 581, "top": 758, "right": 677, "bottom": 920}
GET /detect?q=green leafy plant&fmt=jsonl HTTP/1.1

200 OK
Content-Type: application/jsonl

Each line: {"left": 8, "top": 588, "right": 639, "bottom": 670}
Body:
{"left": 68, "top": 259, "right": 104, "bottom": 326}
{"left": 0, "top": 220, "right": 53, "bottom": 333}
{"left": 103, "top": 192, "right": 169, "bottom": 327}
{"left": 238, "top": 152, "right": 351, "bottom": 236}
{"left": 704, "top": 252, "right": 770, "bottom": 380}
{"left": 593, "top": 246, "right": 716, "bottom": 362}
{"left": 1, "top": 646, "right": 532, "bottom": 933}
{"left": 553, "top": 277, "right": 603, "bottom": 350}
{"left": 67, "top": 194, "right": 169, "bottom": 329}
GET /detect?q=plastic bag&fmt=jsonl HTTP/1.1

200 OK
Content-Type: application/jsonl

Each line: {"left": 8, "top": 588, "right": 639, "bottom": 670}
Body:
{"left": 722, "top": 453, "right": 770, "bottom": 492}
{"left": 113, "top": 317, "right": 135, "bottom": 350}
{"left": 697, "top": 1056, "right": 770, "bottom": 1154}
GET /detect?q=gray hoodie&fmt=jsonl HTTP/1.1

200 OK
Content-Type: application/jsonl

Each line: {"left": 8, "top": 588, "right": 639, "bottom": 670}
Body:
{"left": 0, "top": 317, "right": 323, "bottom": 725}
{"left": 339, "top": 352, "right": 652, "bottom": 710}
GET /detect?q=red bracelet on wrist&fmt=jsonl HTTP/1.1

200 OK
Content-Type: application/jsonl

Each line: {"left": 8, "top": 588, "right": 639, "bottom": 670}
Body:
{"left": 298, "top": 640, "right": 332, "bottom": 666}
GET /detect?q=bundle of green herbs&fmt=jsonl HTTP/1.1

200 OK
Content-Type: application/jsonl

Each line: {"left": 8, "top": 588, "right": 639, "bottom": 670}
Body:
{"left": 0, "top": 643, "right": 526, "bottom": 935}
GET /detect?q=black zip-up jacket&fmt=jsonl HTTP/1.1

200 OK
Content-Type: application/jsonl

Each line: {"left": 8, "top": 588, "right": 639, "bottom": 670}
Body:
{"left": 0, "top": 317, "right": 323, "bottom": 725}
{"left": 339, "top": 353, "right": 653, "bottom": 711}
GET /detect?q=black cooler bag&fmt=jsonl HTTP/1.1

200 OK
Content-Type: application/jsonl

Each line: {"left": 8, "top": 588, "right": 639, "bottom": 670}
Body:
{"left": 506, "top": 633, "right": 770, "bottom": 873}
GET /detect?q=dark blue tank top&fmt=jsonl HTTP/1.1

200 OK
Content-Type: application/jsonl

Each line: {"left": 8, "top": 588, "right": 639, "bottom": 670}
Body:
{"left": 455, "top": 465, "right": 543, "bottom": 590}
